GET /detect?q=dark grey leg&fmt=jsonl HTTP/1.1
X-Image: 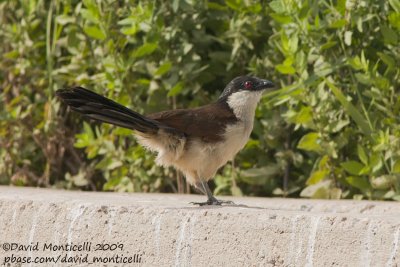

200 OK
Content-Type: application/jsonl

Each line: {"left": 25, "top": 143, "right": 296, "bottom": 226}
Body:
{"left": 190, "top": 181, "right": 235, "bottom": 206}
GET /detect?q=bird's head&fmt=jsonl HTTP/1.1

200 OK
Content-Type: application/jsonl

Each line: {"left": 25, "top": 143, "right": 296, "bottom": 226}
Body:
{"left": 219, "top": 76, "right": 275, "bottom": 100}
{"left": 218, "top": 76, "right": 275, "bottom": 119}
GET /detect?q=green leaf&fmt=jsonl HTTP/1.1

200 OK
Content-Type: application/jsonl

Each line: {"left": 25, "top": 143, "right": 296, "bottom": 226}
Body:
{"left": 335, "top": 0, "right": 346, "bottom": 15}
{"left": 330, "top": 19, "right": 346, "bottom": 28}
{"left": 167, "top": 82, "right": 184, "bottom": 97}
{"left": 80, "top": 8, "right": 99, "bottom": 24}
{"left": 71, "top": 171, "right": 89, "bottom": 186}
{"left": 118, "top": 17, "right": 136, "bottom": 25}
{"left": 83, "top": 25, "right": 106, "bottom": 40}
{"left": 225, "top": 0, "right": 242, "bottom": 11}
{"left": 86, "top": 146, "right": 99, "bottom": 159}
{"left": 388, "top": 12, "right": 400, "bottom": 30}
{"left": 371, "top": 175, "right": 393, "bottom": 190}
{"left": 289, "top": 35, "right": 298, "bottom": 53}
{"left": 318, "top": 155, "right": 329, "bottom": 169}
{"left": 353, "top": 194, "right": 364, "bottom": 200}
{"left": 121, "top": 25, "right": 137, "bottom": 35}
{"left": 103, "top": 176, "right": 123, "bottom": 191}
{"left": 83, "top": 122, "right": 94, "bottom": 140}
{"left": 312, "top": 187, "right": 330, "bottom": 199}
{"left": 56, "top": 15, "right": 75, "bottom": 25}
{"left": 240, "top": 165, "right": 281, "bottom": 185}
{"left": 314, "top": 61, "right": 333, "bottom": 77}
{"left": 315, "top": 15, "right": 320, "bottom": 28}
{"left": 299, "top": 2, "right": 309, "bottom": 19}
{"left": 231, "top": 185, "right": 243, "bottom": 196}
{"left": 329, "top": 119, "right": 349, "bottom": 133}
{"left": 370, "top": 153, "right": 383, "bottom": 173}
{"left": 132, "top": 42, "right": 158, "bottom": 58}
{"left": 270, "top": 14, "right": 292, "bottom": 24}
{"left": 341, "top": 161, "right": 364, "bottom": 175}
{"left": 381, "top": 25, "right": 398, "bottom": 45}
{"left": 377, "top": 52, "right": 395, "bottom": 69}
{"left": 384, "top": 190, "right": 396, "bottom": 199}
{"left": 330, "top": 188, "right": 342, "bottom": 199}
{"left": 297, "top": 132, "right": 323, "bottom": 153}
{"left": 281, "top": 33, "right": 289, "bottom": 52}
{"left": 345, "top": 176, "right": 370, "bottom": 190}
{"left": 95, "top": 157, "right": 123, "bottom": 170}
{"left": 355, "top": 73, "right": 371, "bottom": 85}
{"left": 172, "top": 0, "right": 180, "bottom": 12}
{"left": 269, "top": 0, "right": 285, "bottom": 13}
{"left": 300, "top": 180, "right": 331, "bottom": 198}
{"left": 155, "top": 61, "right": 172, "bottom": 76}
{"left": 357, "top": 145, "right": 368, "bottom": 165}
{"left": 4, "top": 50, "right": 19, "bottom": 59}
{"left": 276, "top": 64, "right": 296, "bottom": 74}
{"left": 320, "top": 41, "right": 337, "bottom": 51}
{"left": 306, "top": 170, "right": 328, "bottom": 185}
{"left": 389, "top": 0, "right": 400, "bottom": 12}
{"left": 183, "top": 43, "right": 193, "bottom": 54}
{"left": 207, "top": 2, "right": 228, "bottom": 11}
{"left": 327, "top": 81, "right": 372, "bottom": 135}
{"left": 74, "top": 134, "right": 89, "bottom": 148}
{"left": 287, "top": 106, "right": 313, "bottom": 126}
{"left": 241, "top": 166, "right": 280, "bottom": 178}
{"left": 348, "top": 56, "right": 363, "bottom": 70}
{"left": 393, "top": 160, "right": 400, "bottom": 173}
{"left": 108, "top": 160, "right": 123, "bottom": 170}
{"left": 113, "top": 128, "right": 132, "bottom": 136}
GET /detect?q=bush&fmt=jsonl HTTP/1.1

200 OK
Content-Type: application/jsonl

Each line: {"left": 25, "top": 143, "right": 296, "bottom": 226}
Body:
{"left": 1, "top": 0, "right": 399, "bottom": 200}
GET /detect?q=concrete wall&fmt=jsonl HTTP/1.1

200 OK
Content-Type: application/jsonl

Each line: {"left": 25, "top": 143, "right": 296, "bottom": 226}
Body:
{"left": 0, "top": 186, "right": 399, "bottom": 266}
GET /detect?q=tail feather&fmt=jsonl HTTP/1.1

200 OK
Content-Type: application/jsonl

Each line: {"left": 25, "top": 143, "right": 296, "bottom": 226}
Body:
{"left": 56, "top": 87, "right": 159, "bottom": 133}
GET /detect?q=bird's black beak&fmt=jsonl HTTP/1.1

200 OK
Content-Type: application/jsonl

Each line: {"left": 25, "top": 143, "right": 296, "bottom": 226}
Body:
{"left": 255, "top": 79, "right": 275, "bottom": 91}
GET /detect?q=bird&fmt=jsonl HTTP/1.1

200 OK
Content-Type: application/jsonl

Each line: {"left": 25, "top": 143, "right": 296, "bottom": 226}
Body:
{"left": 56, "top": 76, "right": 275, "bottom": 205}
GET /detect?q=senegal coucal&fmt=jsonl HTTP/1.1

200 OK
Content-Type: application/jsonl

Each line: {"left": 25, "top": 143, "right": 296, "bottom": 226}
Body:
{"left": 56, "top": 76, "right": 275, "bottom": 205}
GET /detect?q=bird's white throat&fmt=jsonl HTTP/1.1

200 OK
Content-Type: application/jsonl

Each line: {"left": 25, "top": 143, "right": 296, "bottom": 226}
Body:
{"left": 226, "top": 90, "right": 263, "bottom": 121}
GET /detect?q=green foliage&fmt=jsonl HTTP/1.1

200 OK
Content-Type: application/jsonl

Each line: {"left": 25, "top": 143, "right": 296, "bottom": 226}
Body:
{"left": 1, "top": 0, "right": 399, "bottom": 200}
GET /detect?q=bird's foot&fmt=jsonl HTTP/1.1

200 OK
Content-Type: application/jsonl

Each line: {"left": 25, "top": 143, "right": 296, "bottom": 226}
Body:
{"left": 190, "top": 198, "right": 235, "bottom": 206}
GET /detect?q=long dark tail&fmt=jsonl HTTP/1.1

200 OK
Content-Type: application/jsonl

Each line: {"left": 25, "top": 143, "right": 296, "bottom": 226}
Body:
{"left": 56, "top": 87, "right": 159, "bottom": 133}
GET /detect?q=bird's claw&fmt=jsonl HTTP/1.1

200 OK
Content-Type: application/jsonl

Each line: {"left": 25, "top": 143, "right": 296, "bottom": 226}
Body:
{"left": 190, "top": 199, "right": 235, "bottom": 206}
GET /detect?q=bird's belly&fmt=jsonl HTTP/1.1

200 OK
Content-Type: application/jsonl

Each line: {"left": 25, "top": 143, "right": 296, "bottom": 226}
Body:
{"left": 172, "top": 121, "right": 252, "bottom": 184}
{"left": 218, "top": 121, "right": 252, "bottom": 161}
{"left": 140, "top": 121, "right": 252, "bottom": 185}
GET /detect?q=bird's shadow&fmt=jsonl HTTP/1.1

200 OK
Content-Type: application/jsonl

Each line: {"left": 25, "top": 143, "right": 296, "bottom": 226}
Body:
{"left": 166, "top": 202, "right": 278, "bottom": 211}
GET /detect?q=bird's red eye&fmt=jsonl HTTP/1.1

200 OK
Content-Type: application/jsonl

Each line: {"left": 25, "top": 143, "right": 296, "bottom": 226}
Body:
{"left": 244, "top": 81, "right": 253, "bottom": 89}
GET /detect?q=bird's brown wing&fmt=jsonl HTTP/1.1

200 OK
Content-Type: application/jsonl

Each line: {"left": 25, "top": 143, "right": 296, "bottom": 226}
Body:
{"left": 147, "top": 102, "right": 238, "bottom": 142}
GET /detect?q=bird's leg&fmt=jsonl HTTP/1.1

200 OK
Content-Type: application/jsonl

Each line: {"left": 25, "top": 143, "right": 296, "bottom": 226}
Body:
{"left": 190, "top": 181, "right": 235, "bottom": 206}
{"left": 192, "top": 182, "right": 206, "bottom": 195}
